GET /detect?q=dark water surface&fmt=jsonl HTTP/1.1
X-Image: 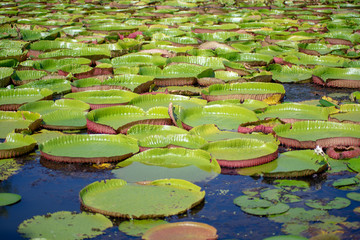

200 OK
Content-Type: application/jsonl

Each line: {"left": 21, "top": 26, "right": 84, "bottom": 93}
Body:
{"left": 1, "top": 84, "right": 359, "bottom": 240}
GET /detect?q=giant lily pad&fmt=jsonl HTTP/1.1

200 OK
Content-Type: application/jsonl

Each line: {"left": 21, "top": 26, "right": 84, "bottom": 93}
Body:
{"left": 142, "top": 221, "right": 218, "bottom": 240}
{"left": 0, "top": 111, "right": 42, "bottom": 138}
{"left": 313, "top": 67, "right": 360, "bottom": 88}
{"left": 11, "top": 70, "right": 48, "bottom": 85}
{"left": 39, "top": 134, "right": 139, "bottom": 163}
{"left": 176, "top": 104, "right": 258, "bottom": 131}
{"left": 127, "top": 124, "right": 188, "bottom": 139}
{"left": 16, "top": 78, "right": 71, "bottom": 95}
{"left": 274, "top": 121, "right": 360, "bottom": 149}
{"left": 64, "top": 90, "right": 139, "bottom": 109}
{"left": 329, "top": 104, "right": 360, "bottom": 124}
{"left": 19, "top": 99, "right": 90, "bottom": 115}
{"left": 129, "top": 93, "right": 206, "bottom": 111}
{"left": 269, "top": 64, "right": 313, "bottom": 83}
{"left": 138, "top": 134, "right": 207, "bottom": 150}
{"left": 201, "top": 82, "right": 285, "bottom": 103}
{"left": 239, "top": 150, "right": 328, "bottom": 178}
{"left": 258, "top": 103, "right": 335, "bottom": 122}
{"left": 37, "top": 47, "right": 111, "bottom": 61}
{"left": 113, "top": 148, "right": 220, "bottom": 183}
{"left": 71, "top": 75, "right": 154, "bottom": 93}
{"left": 0, "top": 133, "right": 36, "bottom": 159}
{"left": 201, "top": 138, "right": 278, "bottom": 168}
{"left": 0, "top": 67, "right": 14, "bottom": 87}
{"left": 348, "top": 157, "right": 360, "bottom": 172}
{"left": 167, "top": 56, "right": 226, "bottom": 70}
{"left": 79, "top": 178, "right": 205, "bottom": 218}
{"left": 0, "top": 88, "right": 53, "bottom": 111}
{"left": 0, "top": 193, "right": 21, "bottom": 206}
{"left": 112, "top": 53, "right": 166, "bottom": 68}
{"left": 17, "top": 211, "right": 113, "bottom": 240}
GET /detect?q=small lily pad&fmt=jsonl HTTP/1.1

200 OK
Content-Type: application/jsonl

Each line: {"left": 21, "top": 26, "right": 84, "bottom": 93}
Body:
{"left": 260, "top": 189, "right": 302, "bottom": 204}
{"left": 305, "top": 197, "right": 351, "bottom": 210}
{"left": 348, "top": 157, "right": 360, "bottom": 172}
{"left": 346, "top": 192, "right": 360, "bottom": 202}
{"left": 0, "top": 192, "right": 21, "bottom": 206}
{"left": 17, "top": 211, "right": 113, "bottom": 239}
{"left": 234, "top": 195, "right": 290, "bottom": 216}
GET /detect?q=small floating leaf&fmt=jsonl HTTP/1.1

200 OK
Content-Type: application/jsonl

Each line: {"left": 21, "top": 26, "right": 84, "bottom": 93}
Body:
{"left": 305, "top": 197, "right": 351, "bottom": 210}
{"left": 0, "top": 192, "right": 21, "bottom": 206}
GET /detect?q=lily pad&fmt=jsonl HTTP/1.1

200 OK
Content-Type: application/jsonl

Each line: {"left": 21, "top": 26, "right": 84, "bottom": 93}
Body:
{"left": 39, "top": 134, "right": 139, "bottom": 163}
{"left": 142, "top": 221, "right": 218, "bottom": 240}
{"left": 348, "top": 157, "right": 360, "bottom": 172}
{"left": 0, "top": 111, "right": 42, "bottom": 138}
{"left": 347, "top": 192, "right": 360, "bottom": 202}
{"left": 305, "top": 197, "right": 351, "bottom": 210}
{"left": 234, "top": 195, "right": 290, "bottom": 216}
{"left": 16, "top": 78, "right": 71, "bottom": 95}
{"left": 0, "top": 67, "right": 14, "bottom": 87}
{"left": 0, "top": 133, "right": 36, "bottom": 159}
{"left": 201, "top": 82, "right": 285, "bottom": 103}
{"left": 201, "top": 138, "right": 278, "bottom": 168}
{"left": 118, "top": 219, "right": 168, "bottom": 237}
{"left": 86, "top": 105, "right": 171, "bottom": 134}
{"left": 274, "top": 121, "right": 360, "bottom": 149}
{"left": 129, "top": 93, "right": 206, "bottom": 111}
{"left": 258, "top": 103, "right": 334, "bottom": 122}
{"left": 139, "top": 134, "right": 207, "bottom": 150}
{"left": 79, "top": 178, "right": 205, "bottom": 218}
{"left": 31, "top": 129, "right": 64, "bottom": 145}
{"left": 0, "top": 193, "right": 21, "bottom": 206}
{"left": 17, "top": 211, "right": 112, "bottom": 240}
{"left": 329, "top": 104, "right": 360, "bottom": 124}
{"left": 177, "top": 104, "right": 258, "bottom": 131}
{"left": 269, "top": 64, "right": 313, "bottom": 83}
{"left": 313, "top": 67, "right": 360, "bottom": 88}
{"left": 0, "top": 88, "right": 53, "bottom": 111}
{"left": 64, "top": 90, "right": 139, "bottom": 109}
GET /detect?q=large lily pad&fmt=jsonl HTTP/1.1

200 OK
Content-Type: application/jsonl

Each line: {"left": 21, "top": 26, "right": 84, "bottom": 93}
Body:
{"left": 258, "top": 103, "right": 334, "bottom": 122}
{"left": 129, "top": 93, "right": 206, "bottom": 111}
{"left": 127, "top": 124, "right": 188, "bottom": 139}
{"left": 64, "top": 90, "right": 139, "bottom": 109}
{"left": 177, "top": 104, "right": 259, "bottom": 131}
{"left": 16, "top": 78, "right": 71, "bottom": 95}
{"left": 0, "top": 67, "right": 14, "bottom": 87}
{"left": 313, "top": 67, "right": 360, "bottom": 88}
{"left": 113, "top": 148, "right": 220, "bottom": 183}
{"left": 87, "top": 105, "right": 171, "bottom": 134}
{"left": 17, "top": 211, "right": 112, "bottom": 240}
{"left": 201, "top": 138, "right": 278, "bottom": 168}
{"left": 274, "top": 121, "right": 360, "bottom": 149}
{"left": 39, "top": 134, "right": 139, "bottom": 163}
{"left": 329, "top": 104, "right": 360, "bottom": 124}
{"left": 0, "top": 88, "right": 53, "bottom": 111}
{"left": 0, "top": 111, "right": 42, "bottom": 138}
{"left": 79, "top": 178, "right": 205, "bottom": 218}
{"left": 139, "top": 134, "right": 207, "bottom": 150}
{"left": 0, "top": 133, "right": 36, "bottom": 159}
{"left": 269, "top": 64, "right": 313, "bottom": 83}
{"left": 201, "top": 82, "right": 285, "bottom": 103}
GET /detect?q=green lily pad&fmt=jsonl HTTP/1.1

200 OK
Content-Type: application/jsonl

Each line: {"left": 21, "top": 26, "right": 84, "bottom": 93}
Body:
{"left": 79, "top": 178, "right": 205, "bottom": 218}
{"left": 332, "top": 177, "right": 360, "bottom": 188}
{"left": 260, "top": 189, "right": 302, "bottom": 204}
{"left": 16, "top": 79, "right": 71, "bottom": 95}
{"left": 234, "top": 195, "right": 290, "bottom": 216}
{"left": 178, "top": 104, "right": 258, "bottom": 131}
{"left": 201, "top": 82, "right": 285, "bottom": 103}
{"left": 305, "top": 197, "right": 351, "bottom": 210}
{"left": 0, "top": 133, "right": 36, "bottom": 158}
{"left": 201, "top": 138, "right": 278, "bottom": 168}
{"left": 19, "top": 99, "right": 90, "bottom": 115}
{"left": 348, "top": 157, "right": 360, "bottom": 172}
{"left": 86, "top": 105, "right": 170, "bottom": 134}
{"left": 329, "top": 104, "right": 360, "bottom": 123}
{"left": 0, "top": 67, "right": 14, "bottom": 87}
{"left": 274, "top": 121, "right": 360, "bottom": 149}
{"left": 347, "top": 192, "right": 360, "bottom": 202}
{"left": 112, "top": 53, "right": 166, "bottom": 67}
{"left": 139, "top": 134, "right": 207, "bottom": 149}
{"left": 17, "top": 211, "right": 112, "bottom": 240}
{"left": 129, "top": 93, "right": 206, "bottom": 111}
{"left": 0, "top": 158, "right": 23, "bottom": 181}
{"left": 0, "top": 193, "right": 21, "bottom": 206}
{"left": 0, "top": 111, "right": 42, "bottom": 138}
{"left": 31, "top": 129, "right": 64, "bottom": 145}
{"left": 39, "top": 134, "right": 139, "bottom": 163}
{"left": 274, "top": 180, "right": 310, "bottom": 189}
{"left": 269, "top": 207, "right": 329, "bottom": 224}
{"left": 269, "top": 64, "right": 313, "bottom": 83}
{"left": 0, "top": 88, "right": 53, "bottom": 110}
{"left": 127, "top": 124, "right": 188, "bottom": 139}
{"left": 118, "top": 219, "right": 168, "bottom": 237}
{"left": 64, "top": 89, "right": 139, "bottom": 108}
{"left": 11, "top": 70, "right": 48, "bottom": 85}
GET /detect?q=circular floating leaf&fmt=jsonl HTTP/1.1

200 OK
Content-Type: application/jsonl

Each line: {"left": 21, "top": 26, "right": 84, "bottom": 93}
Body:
{"left": 142, "top": 221, "right": 218, "bottom": 240}
{"left": 201, "top": 138, "right": 278, "bottom": 168}
{"left": 0, "top": 193, "right": 21, "bottom": 206}
{"left": 260, "top": 189, "right": 302, "bottom": 204}
{"left": 0, "top": 111, "right": 42, "bottom": 138}
{"left": 127, "top": 124, "right": 188, "bottom": 139}
{"left": 348, "top": 157, "right": 360, "bottom": 172}
{"left": 0, "top": 133, "right": 36, "bottom": 158}
{"left": 235, "top": 196, "right": 290, "bottom": 216}
{"left": 40, "top": 134, "right": 139, "bottom": 163}
{"left": 139, "top": 134, "right": 207, "bottom": 150}
{"left": 233, "top": 195, "right": 273, "bottom": 209}
{"left": 261, "top": 150, "right": 328, "bottom": 178}
{"left": 79, "top": 179, "right": 205, "bottom": 219}
{"left": 113, "top": 148, "right": 220, "bottom": 183}
{"left": 118, "top": 219, "right": 168, "bottom": 237}
{"left": 347, "top": 192, "right": 360, "bottom": 202}
{"left": 305, "top": 197, "right": 351, "bottom": 210}
{"left": 17, "top": 211, "right": 112, "bottom": 240}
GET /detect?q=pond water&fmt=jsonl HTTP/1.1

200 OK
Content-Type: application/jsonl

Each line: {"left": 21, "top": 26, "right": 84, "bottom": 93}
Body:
{"left": 1, "top": 84, "right": 359, "bottom": 240}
